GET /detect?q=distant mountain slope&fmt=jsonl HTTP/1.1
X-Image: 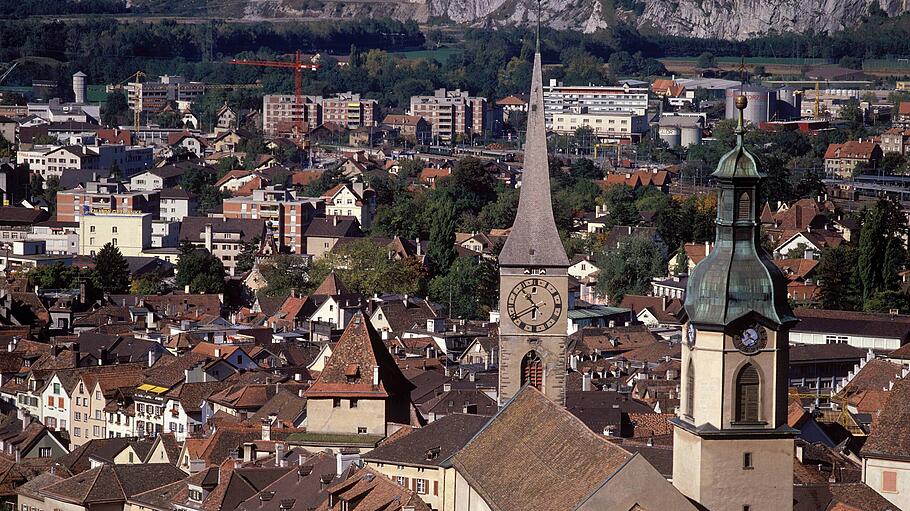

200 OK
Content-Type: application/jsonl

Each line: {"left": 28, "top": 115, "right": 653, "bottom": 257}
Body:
{"left": 130, "top": 0, "right": 910, "bottom": 40}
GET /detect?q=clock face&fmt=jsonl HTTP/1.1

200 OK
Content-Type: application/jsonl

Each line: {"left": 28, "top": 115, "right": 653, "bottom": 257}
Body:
{"left": 733, "top": 324, "right": 768, "bottom": 355}
{"left": 506, "top": 278, "right": 563, "bottom": 333}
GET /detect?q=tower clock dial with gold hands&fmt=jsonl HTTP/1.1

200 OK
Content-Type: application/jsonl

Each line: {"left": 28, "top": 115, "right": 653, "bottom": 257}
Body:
{"left": 506, "top": 278, "right": 563, "bottom": 333}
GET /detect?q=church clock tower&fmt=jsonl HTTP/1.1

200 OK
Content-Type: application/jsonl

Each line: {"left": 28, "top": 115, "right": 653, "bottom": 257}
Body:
{"left": 497, "top": 15, "right": 569, "bottom": 406}
{"left": 673, "top": 95, "right": 798, "bottom": 511}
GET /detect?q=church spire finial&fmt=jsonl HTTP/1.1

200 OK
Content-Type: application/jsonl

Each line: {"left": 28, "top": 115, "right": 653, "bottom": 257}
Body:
{"left": 536, "top": 0, "right": 541, "bottom": 53}
{"left": 735, "top": 94, "right": 747, "bottom": 145}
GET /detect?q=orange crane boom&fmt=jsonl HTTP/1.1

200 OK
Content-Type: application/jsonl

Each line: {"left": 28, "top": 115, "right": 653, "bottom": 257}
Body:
{"left": 229, "top": 50, "right": 319, "bottom": 137}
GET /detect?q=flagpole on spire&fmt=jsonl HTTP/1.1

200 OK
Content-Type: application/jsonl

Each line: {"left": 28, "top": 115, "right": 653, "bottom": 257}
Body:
{"left": 536, "top": 0, "right": 541, "bottom": 54}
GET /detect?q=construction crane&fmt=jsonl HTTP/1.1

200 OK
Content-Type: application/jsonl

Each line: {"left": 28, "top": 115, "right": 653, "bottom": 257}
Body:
{"left": 228, "top": 51, "right": 319, "bottom": 138}
{"left": 108, "top": 71, "right": 145, "bottom": 131}
{"left": 0, "top": 62, "right": 18, "bottom": 85}
{"left": 814, "top": 79, "right": 821, "bottom": 119}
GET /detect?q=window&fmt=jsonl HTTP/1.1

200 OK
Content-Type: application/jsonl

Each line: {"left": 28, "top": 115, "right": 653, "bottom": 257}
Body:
{"left": 743, "top": 452, "right": 753, "bottom": 469}
{"left": 74, "top": 427, "right": 81, "bottom": 437}
{"left": 350, "top": 399, "right": 358, "bottom": 408}
{"left": 112, "top": 226, "right": 117, "bottom": 233}
{"left": 415, "top": 479, "right": 427, "bottom": 494}
{"left": 825, "top": 335, "right": 848, "bottom": 344}
{"left": 90, "top": 226, "right": 96, "bottom": 233}
{"left": 75, "top": 412, "right": 81, "bottom": 421}
{"left": 53, "top": 383, "right": 60, "bottom": 395}
{"left": 883, "top": 470, "right": 898, "bottom": 493}
{"left": 685, "top": 359, "right": 695, "bottom": 417}
{"left": 129, "top": 452, "right": 134, "bottom": 462}
{"left": 520, "top": 351, "right": 543, "bottom": 390}
{"left": 79, "top": 383, "right": 84, "bottom": 393}
{"left": 112, "top": 238, "right": 117, "bottom": 246}
{"left": 737, "top": 191, "right": 751, "bottom": 220}
{"left": 38, "top": 447, "right": 51, "bottom": 458}
{"left": 333, "top": 398, "right": 341, "bottom": 408}
{"left": 735, "top": 364, "right": 761, "bottom": 423}
{"left": 357, "top": 427, "right": 368, "bottom": 434}
{"left": 396, "top": 476, "right": 407, "bottom": 487}
{"left": 93, "top": 425, "right": 100, "bottom": 436}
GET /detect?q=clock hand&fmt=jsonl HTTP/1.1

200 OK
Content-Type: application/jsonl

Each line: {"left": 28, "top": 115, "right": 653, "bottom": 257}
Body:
{"left": 514, "top": 301, "right": 545, "bottom": 319}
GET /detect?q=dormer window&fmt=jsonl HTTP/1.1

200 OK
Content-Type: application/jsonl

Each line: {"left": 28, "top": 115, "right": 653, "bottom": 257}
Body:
{"left": 188, "top": 488, "right": 203, "bottom": 502}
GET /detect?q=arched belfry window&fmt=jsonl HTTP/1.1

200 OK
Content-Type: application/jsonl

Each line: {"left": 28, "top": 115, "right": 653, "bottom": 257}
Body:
{"left": 737, "top": 191, "right": 751, "bottom": 220}
{"left": 685, "top": 359, "right": 695, "bottom": 417}
{"left": 521, "top": 351, "right": 543, "bottom": 390}
{"left": 735, "top": 364, "right": 760, "bottom": 422}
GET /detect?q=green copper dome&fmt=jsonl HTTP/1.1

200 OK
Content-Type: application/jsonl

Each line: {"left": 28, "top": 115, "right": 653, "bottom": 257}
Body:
{"left": 684, "top": 95, "right": 796, "bottom": 329}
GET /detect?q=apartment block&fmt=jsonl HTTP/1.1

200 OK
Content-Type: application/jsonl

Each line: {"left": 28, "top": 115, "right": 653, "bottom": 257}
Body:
{"left": 543, "top": 80, "right": 649, "bottom": 128}
{"left": 262, "top": 92, "right": 378, "bottom": 136}
{"left": 222, "top": 186, "right": 323, "bottom": 254}
{"left": 321, "top": 92, "right": 378, "bottom": 129}
{"left": 262, "top": 95, "right": 322, "bottom": 137}
{"left": 409, "top": 88, "right": 487, "bottom": 141}
{"left": 57, "top": 177, "right": 159, "bottom": 223}
{"left": 16, "top": 144, "right": 153, "bottom": 180}
{"left": 120, "top": 75, "right": 206, "bottom": 114}
{"left": 179, "top": 216, "right": 266, "bottom": 276}
{"left": 79, "top": 212, "right": 152, "bottom": 257}
{"left": 551, "top": 109, "right": 649, "bottom": 142}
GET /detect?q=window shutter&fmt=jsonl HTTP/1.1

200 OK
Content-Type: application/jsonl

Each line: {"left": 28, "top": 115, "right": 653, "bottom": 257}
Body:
{"left": 685, "top": 359, "right": 695, "bottom": 417}
{"left": 736, "top": 365, "right": 760, "bottom": 422}
{"left": 884, "top": 470, "right": 898, "bottom": 493}
{"left": 411, "top": 478, "right": 416, "bottom": 491}
{"left": 433, "top": 480, "right": 438, "bottom": 496}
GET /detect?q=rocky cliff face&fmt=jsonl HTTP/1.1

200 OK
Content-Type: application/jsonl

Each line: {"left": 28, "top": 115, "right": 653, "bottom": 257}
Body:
{"left": 209, "top": 0, "right": 910, "bottom": 40}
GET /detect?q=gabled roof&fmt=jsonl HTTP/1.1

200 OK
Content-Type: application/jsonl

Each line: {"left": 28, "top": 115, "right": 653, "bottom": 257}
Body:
{"left": 860, "top": 376, "right": 910, "bottom": 460}
{"left": 323, "top": 465, "right": 430, "bottom": 511}
{"left": 363, "top": 413, "right": 488, "bottom": 467}
{"left": 41, "top": 464, "right": 186, "bottom": 505}
{"left": 313, "top": 271, "right": 350, "bottom": 296}
{"left": 452, "top": 386, "right": 632, "bottom": 511}
{"left": 306, "top": 312, "right": 414, "bottom": 399}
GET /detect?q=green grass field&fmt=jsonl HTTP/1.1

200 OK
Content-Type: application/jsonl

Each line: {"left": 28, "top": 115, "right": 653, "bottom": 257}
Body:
{"left": 661, "top": 56, "right": 829, "bottom": 65}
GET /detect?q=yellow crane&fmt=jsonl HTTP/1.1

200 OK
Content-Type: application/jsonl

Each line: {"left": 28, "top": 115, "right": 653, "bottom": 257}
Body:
{"left": 815, "top": 80, "right": 821, "bottom": 119}
{"left": 130, "top": 71, "right": 144, "bottom": 132}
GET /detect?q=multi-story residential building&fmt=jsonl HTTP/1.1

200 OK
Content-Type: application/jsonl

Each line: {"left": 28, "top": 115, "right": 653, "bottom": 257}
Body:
{"left": 79, "top": 212, "right": 152, "bottom": 257}
{"left": 543, "top": 80, "right": 650, "bottom": 127}
{"left": 261, "top": 93, "right": 377, "bottom": 136}
{"left": 824, "top": 140, "right": 883, "bottom": 178}
{"left": 39, "top": 373, "right": 70, "bottom": 432}
{"left": 16, "top": 144, "right": 153, "bottom": 180}
{"left": 409, "top": 88, "right": 487, "bottom": 141}
{"left": 179, "top": 217, "right": 266, "bottom": 276}
{"left": 121, "top": 75, "right": 206, "bottom": 113}
{"left": 159, "top": 188, "right": 196, "bottom": 222}
{"left": 222, "top": 186, "right": 322, "bottom": 255}
{"left": 551, "top": 109, "right": 649, "bottom": 142}
{"left": 29, "top": 220, "right": 79, "bottom": 255}
{"left": 129, "top": 166, "right": 185, "bottom": 191}
{"left": 27, "top": 98, "right": 100, "bottom": 123}
{"left": 57, "top": 177, "right": 159, "bottom": 223}
{"left": 880, "top": 128, "right": 910, "bottom": 155}
{"left": 321, "top": 182, "right": 376, "bottom": 229}
{"left": 261, "top": 95, "right": 322, "bottom": 137}
{"left": 321, "top": 92, "right": 378, "bottom": 129}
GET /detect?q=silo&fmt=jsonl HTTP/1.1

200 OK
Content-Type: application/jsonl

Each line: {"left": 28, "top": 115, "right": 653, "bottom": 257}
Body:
{"left": 725, "top": 85, "right": 772, "bottom": 125}
{"left": 775, "top": 87, "right": 802, "bottom": 120}
{"left": 680, "top": 125, "right": 702, "bottom": 147}
{"left": 658, "top": 126, "right": 681, "bottom": 149}
{"left": 73, "top": 71, "right": 87, "bottom": 104}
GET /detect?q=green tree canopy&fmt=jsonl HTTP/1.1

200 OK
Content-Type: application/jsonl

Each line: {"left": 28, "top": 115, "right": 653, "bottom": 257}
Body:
{"left": 428, "top": 257, "right": 497, "bottom": 320}
{"left": 93, "top": 243, "right": 130, "bottom": 294}
{"left": 175, "top": 243, "right": 225, "bottom": 294}
{"left": 310, "top": 238, "right": 425, "bottom": 297}
{"left": 594, "top": 236, "right": 666, "bottom": 303}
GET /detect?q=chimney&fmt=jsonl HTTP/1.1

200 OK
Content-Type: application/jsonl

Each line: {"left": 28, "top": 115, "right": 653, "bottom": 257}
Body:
{"left": 372, "top": 366, "right": 379, "bottom": 386}
{"left": 261, "top": 418, "right": 271, "bottom": 441}
{"left": 214, "top": 348, "right": 221, "bottom": 358}
{"left": 332, "top": 216, "right": 338, "bottom": 227}
{"left": 184, "top": 285, "right": 191, "bottom": 294}
{"left": 294, "top": 372, "right": 302, "bottom": 382}
{"left": 204, "top": 223, "right": 213, "bottom": 252}
{"left": 704, "top": 240, "right": 710, "bottom": 257}
{"left": 148, "top": 349, "right": 157, "bottom": 368}
{"left": 275, "top": 443, "right": 284, "bottom": 467}
{"left": 7, "top": 336, "right": 17, "bottom": 353}
{"left": 582, "top": 371, "right": 592, "bottom": 392}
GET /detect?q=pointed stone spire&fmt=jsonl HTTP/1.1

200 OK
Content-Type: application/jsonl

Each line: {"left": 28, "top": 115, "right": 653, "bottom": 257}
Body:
{"left": 499, "top": 6, "right": 569, "bottom": 269}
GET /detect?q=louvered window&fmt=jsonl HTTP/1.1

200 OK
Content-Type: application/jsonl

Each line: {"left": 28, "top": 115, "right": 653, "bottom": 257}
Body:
{"left": 521, "top": 351, "right": 543, "bottom": 390}
{"left": 737, "top": 191, "right": 751, "bottom": 220}
{"left": 735, "top": 364, "right": 760, "bottom": 422}
{"left": 685, "top": 359, "right": 695, "bottom": 417}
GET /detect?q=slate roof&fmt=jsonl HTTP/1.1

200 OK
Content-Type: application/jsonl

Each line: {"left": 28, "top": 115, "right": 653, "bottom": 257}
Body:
{"left": 861, "top": 376, "right": 910, "bottom": 460}
{"left": 41, "top": 464, "right": 186, "bottom": 505}
{"left": 322, "top": 465, "right": 430, "bottom": 511}
{"left": 418, "top": 389, "right": 497, "bottom": 418}
{"left": 452, "top": 386, "right": 632, "bottom": 511}
{"left": 363, "top": 413, "right": 487, "bottom": 467}
{"left": 498, "top": 48, "right": 568, "bottom": 269}
{"left": 793, "top": 483, "right": 898, "bottom": 511}
{"left": 180, "top": 217, "right": 266, "bottom": 243}
{"left": 833, "top": 359, "right": 903, "bottom": 413}
{"left": 305, "top": 312, "right": 414, "bottom": 399}
{"left": 234, "top": 452, "right": 338, "bottom": 511}
{"left": 304, "top": 217, "right": 363, "bottom": 239}
{"left": 793, "top": 308, "right": 910, "bottom": 340}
